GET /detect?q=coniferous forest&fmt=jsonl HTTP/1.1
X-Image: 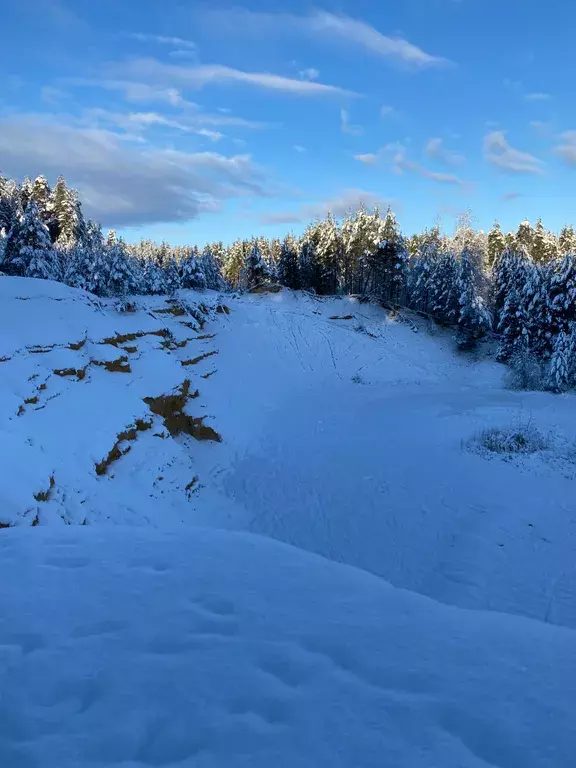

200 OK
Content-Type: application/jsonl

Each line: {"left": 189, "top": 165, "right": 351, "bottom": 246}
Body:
{"left": 1, "top": 172, "right": 576, "bottom": 391}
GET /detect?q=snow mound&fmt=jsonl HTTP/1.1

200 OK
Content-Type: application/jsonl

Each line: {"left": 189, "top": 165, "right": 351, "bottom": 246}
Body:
{"left": 0, "top": 525, "right": 574, "bottom": 768}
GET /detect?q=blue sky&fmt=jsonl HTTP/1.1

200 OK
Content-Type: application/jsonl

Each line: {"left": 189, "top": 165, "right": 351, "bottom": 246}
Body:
{"left": 1, "top": 0, "right": 575, "bottom": 244}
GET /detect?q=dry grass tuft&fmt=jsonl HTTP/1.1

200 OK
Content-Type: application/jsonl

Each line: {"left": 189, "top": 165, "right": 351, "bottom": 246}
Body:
{"left": 216, "top": 303, "right": 232, "bottom": 313}
{"left": 0, "top": 356, "right": 11, "bottom": 363}
{"left": 68, "top": 338, "right": 86, "bottom": 351}
{"left": 123, "top": 345, "right": 138, "bottom": 353}
{"left": 329, "top": 315, "right": 354, "bottom": 321}
{"left": 202, "top": 370, "right": 216, "bottom": 380}
{"left": 195, "top": 334, "right": 217, "bottom": 341}
{"left": 0, "top": 521, "right": 13, "bottom": 529}
{"left": 181, "top": 350, "right": 218, "bottom": 367}
{"left": 248, "top": 284, "right": 281, "bottom": 295}
{"left": 154, "top": 305, "right": 186, "bottom": 317}
{"left": 54, "top": 366, "right": 88, "bottom": 381}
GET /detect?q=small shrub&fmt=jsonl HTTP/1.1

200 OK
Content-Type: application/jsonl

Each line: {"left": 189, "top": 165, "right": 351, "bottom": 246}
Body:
{"left": 471, "top": 422, "right": 549, "bottom": 455}
{"left": 351, "top": 374, "right": 364, "bottom": 384}
{"left": 504, "top": 349, "right": 545, "bottom": 391}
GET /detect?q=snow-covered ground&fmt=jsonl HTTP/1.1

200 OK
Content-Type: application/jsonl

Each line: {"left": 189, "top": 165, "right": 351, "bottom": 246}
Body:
{"left": 1, "top": 277, "right": 576, "bottom": 766}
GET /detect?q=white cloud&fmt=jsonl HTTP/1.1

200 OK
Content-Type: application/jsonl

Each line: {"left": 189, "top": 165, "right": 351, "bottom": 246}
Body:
{"left": 484, "top": 130, "right": 544, "bottom": 174}
{"left": 380, "top": 105, "right": 397, "bottom": 118}
{"left": 299, "top": 68, "right": 319, "bottom": 81}
{"left": 260, "top": 188, "right": 392, "bottom": 225}
{"left": 353, "top": 153, "right": 378, "bottom": 166}
{"left": 128, "top": 32, "right": 196, "bottom": 50}
{"left": 112, "top": 58, "right": 357, "bottom": 98}
{"left": 425, "top": 137, "right": 465, "bottom": 167}
{"left": 201, "top": 8, "right": 451, "bottom": 69}
{"left": 293, "top": 145, "right": 307, "bottom": 153}
{"left": 524, "top": 92, "right": 551, "bottom": 102}
{"left": 555, "top": 131, "right": 576, "bottom": 167}
{"left": 340, "top": 108, "right": 363, "bottom": 135}
{"left": 0, "top": 112, "right": 272, "bottom": 227}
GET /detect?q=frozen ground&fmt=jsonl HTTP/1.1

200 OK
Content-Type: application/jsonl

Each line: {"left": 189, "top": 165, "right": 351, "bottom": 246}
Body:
{"left": 1, "top": 277, "right": 576, "bottom": 766}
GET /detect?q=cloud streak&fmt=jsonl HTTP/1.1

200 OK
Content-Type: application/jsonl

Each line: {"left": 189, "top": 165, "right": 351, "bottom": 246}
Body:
{"left": 0, "top": 113, "right": 273, "bottom": 227}
{"left": 199, "top": 8, "right": 450, "bottom": 69}
{"left": 484, "top": 131, "right": 544, "bottom": 174}
{"left": 340, "top": 108, "right": 363, "bottom": 135}
{"left": 425, "top": 137, "right": 465, "bottom": 167}
{"left": 260, "top": 188, "right": 392, "bottom": 225}
{"left": 112, "top": 59, "right": 357, "bottom": 98}
{"left": 128, "top": 32, "right": 196, "bottom": 50}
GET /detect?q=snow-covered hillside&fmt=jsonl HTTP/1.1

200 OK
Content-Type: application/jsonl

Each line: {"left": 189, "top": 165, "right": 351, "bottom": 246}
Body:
{"left": 1, "top": 277, "right": 576, "bottom": 767}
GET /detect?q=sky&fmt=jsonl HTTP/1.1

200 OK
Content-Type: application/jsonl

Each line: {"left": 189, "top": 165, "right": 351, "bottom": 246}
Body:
{"left": 1, "top": 0, "right": 576, "bottom": 245}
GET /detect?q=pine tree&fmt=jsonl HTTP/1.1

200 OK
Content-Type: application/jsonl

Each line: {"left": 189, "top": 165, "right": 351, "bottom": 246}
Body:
{"left": 2, "top": 200, "right": 54, "bottom": 277}
{"left": 457, "top": 247, "right": 491, "bottom": 342}
{"left": 163, "top": 257, "right": 181, "bottom": 296}
{"left": 487, "top": 221, "right": 506, "bottom": 268}
{"left": 524, "top": 264, "right": 554, "bottom": 358}
{"left": 298, "top": 239, "right": 321, "bottom": 292}
{"left": 549, "top": 254, "right": 576, "bottom": 332}
{"left": 315, "top": 214, "right": 342, "bottom": 294}
{"left": 20, "top": 177, "right": 33, "bottom": 211}
{"left": 516, "top": 220, "right": 534, "bottom": 253}
{"left": 200, "top": 246, "right": 226, "bottom": 291}
{"left": 277, "top": 236, "right": 300, "bottom": 290}
{"left": 222, "top": 240, "right": 246, "bottom": 287}
{"left": 558, "top": 225, "right": 576, "bottom": 256}
{"left": 428, "top": 251, "right": 460, "bottom": 324}
{"left": 107, "top": 239, "right": 138, "bottom": 297}
{"left": 31, "top": 175, "right": 52, "bottom": 224}
{"left": 531, "top": 219, "right": 557, "bottom": 264}
{"left": 181, "top": 250, "right": 207, "bottom": 291}
{"left": 497, "top": 259, "right": 531, "bottom": 362}
{"left": 143, "top": 259, "right": 166, "bottom": 295}
{"left": 0, "top": 175, "right": 22, "bottom": 236}
{"left": 546, "top": 326, "right": 576, "bottom": 392}
{"left": 63, "top": 244, "right": 95, "bottom": 291}
{"left": 50, "top": 177, "right": 87, "bottom": 247}
{"left": 409, "top": 240, "right": 439, "bottom": 314}
{"left": 240, "top": 242, "right": 271, "bottom": 289}
{"left": 492, "top": 247, "right": 529, "bottom": 330}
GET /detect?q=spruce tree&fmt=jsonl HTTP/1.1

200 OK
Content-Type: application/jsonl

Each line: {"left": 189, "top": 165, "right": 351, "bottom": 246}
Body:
{"left": 516, "top": 220, "right": 535, "bottom": 253}
{"left": 164, "top": 257, "right": 181, "bottom": 296}
{"left": 558, "top": 225, "right": 576, "bottom": 256}
{"left": 107, "top": 239, "right": 138, "bottom": 297}
{"left": 240, "top": 242, "right": 271, "bottom": 289}
{"left": 277, "top": 236, "right": 301, "bottom": 290}
{"left": 497, "top": 259, "right": 531, "bottom": 362}
{"left": 428, "top": 251, "right": 460, "bottom": 324}
{"left": 546, "top": 326, "right": 576, "bottom": 392}
{"left": 457, "top": 247, "right": 491, "bottom": 342}
{"left": 200, "top": 246, "right": 226, "bottom": 291}
{"left": 3, "top": 200, "right": 54, "bottom": 277}
{"left": 487, "top": 221, "right": 506, "bottom": 268}
{"left": 181, "top": 250, "right": 207, "bottom": 291}
{"left": 298, "top": 239, "right": 321, "bottom": 293}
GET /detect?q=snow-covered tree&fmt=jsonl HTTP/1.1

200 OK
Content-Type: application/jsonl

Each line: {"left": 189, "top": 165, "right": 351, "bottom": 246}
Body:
{"left": 164, "top": 257, "right": 181, "bottom": 296}
{"left": 2, "top": 200, "right": 54, "bottom": 277}
{"left": 298, "top": 239, "right": 321, "bottom": 293}
{"left": 277, "top": 236, "right": 300, "bottom": 290}
{"left": 546, "top": 326, "right": 576, "bottom": 392}
{"left": 428, "top": 251, "right": 460, "bottom": 324}
{"left": 181, "top": 250, "right": 207, "bottom": 291}
{"left": 240, "top": 242, "right": 271, "bottom": 289}
{"left": 487, "top": 221, "right": 506, "bottom": 268}
{"left": 107, "top": 239, "right": 139, "bottom": 297}
{"left": 531, "top": 219, "right": 557, "bottom": 264}
{"left": 549, "top": 254, "right": 576, "bottom": 332}
{"left": 457, "top": 247, "right": 491, "bottom": 342}
{"left": 315, "top": 214, "right": 342, "bottom": 294}
{"left": 558, "top": 225, "right": 576, "bottom": 256}
{"left": 515, "top": 220, "right": 535, "bottom": 253}
{"left": 200, "top": 246, "right": 226, "bottom": 291}
{"left": 497, "top": 258, "right": 531, "bottom": 362}
{"left": 143, "top": 259, "right": 166, "bottom": 295}
{"left": 222, "top": 240, "right": 246, "bottom": 287}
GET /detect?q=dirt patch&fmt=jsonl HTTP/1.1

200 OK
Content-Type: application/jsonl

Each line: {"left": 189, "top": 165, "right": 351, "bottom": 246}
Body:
{"left": 92, "top": 356, "right": 131, "bottom": 373}
{"left": 38, "top": 383, "right": 47, "bottom": 391}
{"left": 160, "top": 338, "right": 190, "bottom": 351}
{"left": 34, "top": 475, "right": 55, "bottom": 502}
{"left": 68, "top": 338, "right": 86, "bottom": 351}
{"left": 249, "top": 284, "right": 282, "bottom": 294}
{"left": 53, "top": 366, "right": 88, "bottom": 381}
{"left": 95, "top": 418, "right": 151, "bottom": 476}
{"left": 123, "top": 345, "right": 138, "bottom": 353}
{"left": 0, "top": 521, "right": 13, "bottom": 529}
{"left": 0, "top": 356, "right": 11, "bottom": 363}
{"left": 195, "top": 334, "right": 217, "bottom": 340}
{"left": 101, "top": 329, "right": 169, "bottom": 347}
{"left": 181, "top": 350, "right": 219, "bottom": 366}
{"left": 24, "top": 395, "right": 38, "bottom": 405}
{"left": 154, "top": 306, "right": 186, "bottom": 317}
{"left": 179, "top": 321, "right": 199, "bottom": 331}
{"left": 329, "top": 315, "right": 354, "bottom": 321}
{"left": 216, "top": 303, "right": 232, "bottom": 313}
{"left": 202, "top": 370, "right": 216, "bottom": 380}
{"left": 144, "top": 380, "right": 220, "bottom": 442}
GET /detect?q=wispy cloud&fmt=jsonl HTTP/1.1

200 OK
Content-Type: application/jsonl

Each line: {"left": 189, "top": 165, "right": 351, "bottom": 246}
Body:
{"left": 293, "top": 145, "right": 307, "bottom": 153}
{"left": 524, "top": 92, "right": 551, "bottom": 102}
{"left": 425, "top": 137, "right": 465, "bottom": 167}
{"left": 555, "top": 131, "right": 576, "bottom": 167}
{"left": 260, "top": 188, "right": 392, "bottom": 225}
{"left": 299, "top": 68, "right": 319, "bottom": 81}
{"left": 340, "top": 108, "right": 363, "bottom": 135}
{"left": 0, "top": 112, "right": 272, "bottom": 226}
{"left": 128, "top": 32, "right": 197, "bottom": 50}
{"left": 199, "top": 8, "right": 451, "bottom": 69}
{"left": 355, "top": 142, "right": 468, "bottom": 186}
{"left": 502, "top": 192, "right": 522, "bottom": 201}
{"left": 484, "top": 130, "right": 544, "bottom": 174}
{"left": 380, "top": 105, "right": 397, "bottom": 118}
{"left": 112, "top": 59, "right": 357, "bottom": 98}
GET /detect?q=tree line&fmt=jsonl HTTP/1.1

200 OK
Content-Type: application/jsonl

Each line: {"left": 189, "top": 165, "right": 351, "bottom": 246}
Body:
{"left": 1, "top": 172, "right": 575, "bottom": 391}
